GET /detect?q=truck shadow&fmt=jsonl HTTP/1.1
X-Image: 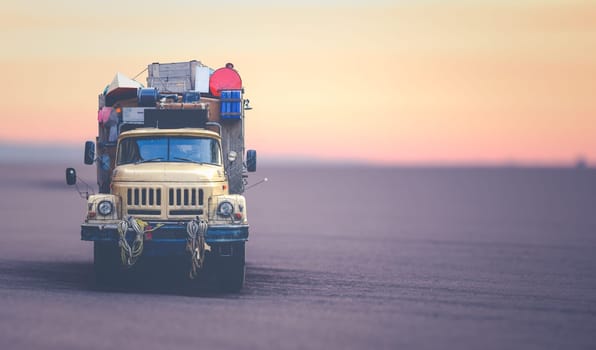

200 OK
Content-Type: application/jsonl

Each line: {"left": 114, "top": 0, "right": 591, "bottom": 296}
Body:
{"left": 0, "top": 258, "right": 216, "bottom": 297}
{"left": 0, "top": 259, "right": 352, "bottom": 299}
{"left": 0, "top": 258, "right": 397, "bottom": 302}
{"left": 0, "top": 260, "right": 95, "bottom": 292}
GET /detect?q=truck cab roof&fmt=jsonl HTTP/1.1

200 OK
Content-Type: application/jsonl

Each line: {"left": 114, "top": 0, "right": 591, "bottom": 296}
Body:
{"left": 118, "top": 128, "right": 221, "bottom": 141}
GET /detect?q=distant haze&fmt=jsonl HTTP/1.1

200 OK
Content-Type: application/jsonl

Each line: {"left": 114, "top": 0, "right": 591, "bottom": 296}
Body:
{"left": 0, "top": 143, "right": 590, "bottom": 169}
{"left": 0, "top": 143, "right": 82, "bottom": 163}
{"left": 0, "top": 0, "right": 594, "bottom": 166}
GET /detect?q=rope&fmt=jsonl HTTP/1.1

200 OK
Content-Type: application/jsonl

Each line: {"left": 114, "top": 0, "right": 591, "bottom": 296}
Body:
{"left": 117, "top": 217, "right": 163, "bottom": 268}
{"left": 186, "top": 218, "right": 208, "bottom": 279}
{"left": 117, "top": 215, "right": 205, "bottom": 277}
{"left": 131, "top": 67, "right": 148, "bottom": 81}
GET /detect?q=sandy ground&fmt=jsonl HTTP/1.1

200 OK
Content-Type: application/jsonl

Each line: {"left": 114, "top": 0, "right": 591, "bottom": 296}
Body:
{"left": 0, "top": 163, "right": 595, "bottom": 350}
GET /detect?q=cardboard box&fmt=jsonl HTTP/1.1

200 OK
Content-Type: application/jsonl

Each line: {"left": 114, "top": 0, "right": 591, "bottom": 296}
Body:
{"left": 200, "top": 97, "right": 221, "bottom": 122}
{"left": 122, "top": 108, "right": 147, "bottom": 123}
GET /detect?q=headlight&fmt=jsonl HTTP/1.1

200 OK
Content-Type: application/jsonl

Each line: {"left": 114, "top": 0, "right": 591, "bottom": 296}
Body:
{"left": 97, "top": 200, "right": 113, "bottom": 216}
{"left": 217, "top": 201, "right": 234, "bottom": 217}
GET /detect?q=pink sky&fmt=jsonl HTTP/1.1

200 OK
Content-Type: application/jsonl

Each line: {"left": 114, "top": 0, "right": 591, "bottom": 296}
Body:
{"left": 0, "top": 1, "right": 595, "bottom": 165}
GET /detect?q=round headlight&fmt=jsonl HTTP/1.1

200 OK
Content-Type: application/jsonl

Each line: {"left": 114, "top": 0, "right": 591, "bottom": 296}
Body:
{"left": 97, "top": 200, "right": 113, "bottom": 216}
{"left": 217, "top": 201, "right": 234, "bottom": 217}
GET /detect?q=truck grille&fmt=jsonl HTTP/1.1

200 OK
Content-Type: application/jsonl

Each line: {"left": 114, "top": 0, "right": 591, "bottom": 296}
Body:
{"left": 168, "top": 188, "right": 204, "bottom": 216}
{"left": 123, "top": 186, "right": 204, "bottom": 217}
{"left": 127, "top": 187, "right": 162, "bottom": 206}
{"left": 168, "top": 188, "right": 203, "bottom": 206}
{"left": 125, "top": 187, "right": 162, "bottom": 216}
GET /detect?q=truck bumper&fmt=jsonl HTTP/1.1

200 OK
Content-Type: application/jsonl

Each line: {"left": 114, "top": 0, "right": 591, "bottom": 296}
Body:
{"left": 81, "top": 222, "right": 249, "bottom": 244}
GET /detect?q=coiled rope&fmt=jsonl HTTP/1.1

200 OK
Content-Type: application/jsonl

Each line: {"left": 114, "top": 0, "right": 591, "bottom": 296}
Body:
{"left": 186, "top": 218, "right": 208, "bottom": 279}
{"left": 117, "top": 217, "right": 163, "bottom": 268}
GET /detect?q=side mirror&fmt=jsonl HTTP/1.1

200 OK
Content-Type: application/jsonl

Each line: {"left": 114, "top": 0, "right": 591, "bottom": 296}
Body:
{"left": 66, "top": 168, "right": 77, "bottom": 185}
{"left": 246, "top": 149, "right": 257, "bottom": 172}
{"left": 84, "top": 141, "right": 95, "bottom": 165}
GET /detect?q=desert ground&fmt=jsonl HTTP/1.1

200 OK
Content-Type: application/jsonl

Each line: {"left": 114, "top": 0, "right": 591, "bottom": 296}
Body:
{"left": 0, "top": 163, "right": 595, "bottom": 349}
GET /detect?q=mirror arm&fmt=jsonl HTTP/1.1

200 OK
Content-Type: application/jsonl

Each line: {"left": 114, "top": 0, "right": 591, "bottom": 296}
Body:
{"left": 74, "top": 177, "right": 95, "bottom": 199}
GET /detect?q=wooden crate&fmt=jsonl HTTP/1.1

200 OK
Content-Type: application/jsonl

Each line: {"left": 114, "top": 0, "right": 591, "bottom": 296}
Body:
{"left": 147, "top": 61, "right": 202, "bottom": 93}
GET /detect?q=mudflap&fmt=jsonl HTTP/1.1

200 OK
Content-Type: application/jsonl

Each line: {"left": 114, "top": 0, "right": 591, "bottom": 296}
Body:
{"left": 93, "top": 241, "right": 123, "bottom": 287}
{"left": 191, "top": 242, "right": 246, "bottom": 293}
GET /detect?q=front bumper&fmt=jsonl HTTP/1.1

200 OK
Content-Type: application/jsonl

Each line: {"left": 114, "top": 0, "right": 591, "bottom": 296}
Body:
{"left": 81, "top": 221, "right": 249, "bottom": 244}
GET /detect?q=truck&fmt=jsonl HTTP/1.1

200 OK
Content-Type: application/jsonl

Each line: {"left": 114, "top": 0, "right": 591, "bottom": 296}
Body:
{"left": 66, "top": 60, "right": 257, "bottom": 292}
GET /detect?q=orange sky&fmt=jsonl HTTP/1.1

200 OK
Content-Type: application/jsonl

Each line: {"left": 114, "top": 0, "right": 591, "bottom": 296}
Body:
{"left": 0, "top": 1, "right": 595, "bottom": 165}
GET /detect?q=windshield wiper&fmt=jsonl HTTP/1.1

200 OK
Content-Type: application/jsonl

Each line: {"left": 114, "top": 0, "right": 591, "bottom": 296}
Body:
{"left": 135, "top": 157, "right": 164, "bottom": 164}
{"left": 173, "top": 157, "right": 204, "bottom": 165}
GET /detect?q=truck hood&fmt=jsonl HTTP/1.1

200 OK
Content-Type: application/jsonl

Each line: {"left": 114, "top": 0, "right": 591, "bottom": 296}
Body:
{"left": 112, "top": 163, "right": 226, "bottom": 183}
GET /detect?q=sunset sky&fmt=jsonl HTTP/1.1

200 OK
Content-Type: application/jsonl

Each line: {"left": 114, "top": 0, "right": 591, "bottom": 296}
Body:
{"left": 0, "top": 0, "right": 594, "bottom": 165}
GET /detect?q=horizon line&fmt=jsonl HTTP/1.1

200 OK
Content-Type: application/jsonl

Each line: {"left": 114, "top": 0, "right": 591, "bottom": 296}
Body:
{"left": 0, "top": 141, "right": 593, "bottom": 169}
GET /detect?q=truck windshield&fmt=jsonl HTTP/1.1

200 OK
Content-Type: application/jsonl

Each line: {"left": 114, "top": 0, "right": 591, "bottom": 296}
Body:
{"left": 117, "top": 136, "right": 221, "bottom": 166}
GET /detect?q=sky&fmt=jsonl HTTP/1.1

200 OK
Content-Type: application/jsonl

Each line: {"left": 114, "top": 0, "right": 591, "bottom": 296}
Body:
{"left": 0, "top": 0, "right": 595, "bottom": 165}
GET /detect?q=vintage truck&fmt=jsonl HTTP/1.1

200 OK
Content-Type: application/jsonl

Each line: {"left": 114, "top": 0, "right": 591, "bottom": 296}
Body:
{"left": 66, "top": 60, "right": 256, "bottom": 292}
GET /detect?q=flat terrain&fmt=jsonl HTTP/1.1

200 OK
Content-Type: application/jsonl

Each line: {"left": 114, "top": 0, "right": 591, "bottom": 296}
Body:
{"left": 0, "top": 163, "right": 595, "bottom": 349}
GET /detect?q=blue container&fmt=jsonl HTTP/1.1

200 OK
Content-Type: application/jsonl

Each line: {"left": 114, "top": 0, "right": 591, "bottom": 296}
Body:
{"left": 220, "top": 89, "right": 242, "bottom": 120}
{"left": 231, "top": 90, "right": 241, "bottom": 114}
{"left": 138, "top": 88, "right": 158, "bottom": 107}
{"left": 183, "top": 91, "right": 200, "bottom": 103}
{"left": 221, "top": 90, "right": 231, "bottom": 116}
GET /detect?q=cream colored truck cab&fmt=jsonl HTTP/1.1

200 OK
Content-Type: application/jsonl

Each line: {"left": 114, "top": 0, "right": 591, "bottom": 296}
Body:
{"left": 78, "top": 128, "right": 252, "bottom": 291}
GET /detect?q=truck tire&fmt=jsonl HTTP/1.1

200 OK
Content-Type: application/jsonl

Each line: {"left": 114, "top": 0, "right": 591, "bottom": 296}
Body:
{"left": 214, "top": 242, "right": 246, "bottom": 292}
{"left": 93, "top": 242, "right": 122, "bottom": 286}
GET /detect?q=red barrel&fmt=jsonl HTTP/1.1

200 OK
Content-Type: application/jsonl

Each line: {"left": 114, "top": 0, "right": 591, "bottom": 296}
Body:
{"left": 209, "top": 66, "right": 242, "bottom": 97}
